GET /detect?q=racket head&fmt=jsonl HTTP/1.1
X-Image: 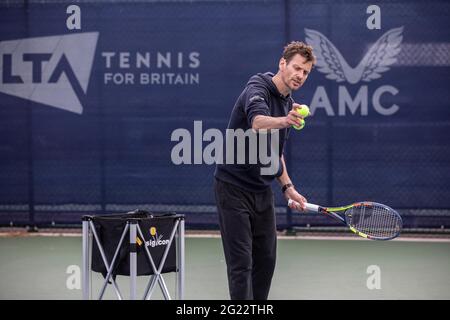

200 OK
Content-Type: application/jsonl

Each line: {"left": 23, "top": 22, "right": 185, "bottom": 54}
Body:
{"left": 342, "top": 202, "right": 402, "bottom": 240}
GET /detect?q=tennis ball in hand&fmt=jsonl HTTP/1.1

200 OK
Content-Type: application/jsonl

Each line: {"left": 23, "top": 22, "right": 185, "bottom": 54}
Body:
{"left": 296, "top": 104, "right": 310, "bottom": 118}
{"left": 293, "top": 118, "right": 305, "bottom": 130}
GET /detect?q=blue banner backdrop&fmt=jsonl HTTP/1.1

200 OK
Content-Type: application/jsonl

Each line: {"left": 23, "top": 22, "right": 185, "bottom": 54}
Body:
{"left": 0, "top": 0, "right": 449, "bottom": 229}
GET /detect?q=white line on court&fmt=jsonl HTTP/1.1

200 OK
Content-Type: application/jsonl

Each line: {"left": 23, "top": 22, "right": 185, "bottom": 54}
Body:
{"left": 1, "top": 231, "right": 450, "bottom": 243}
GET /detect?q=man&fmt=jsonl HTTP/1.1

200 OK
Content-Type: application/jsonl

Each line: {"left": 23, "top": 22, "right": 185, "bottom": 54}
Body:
{"left": 214, "top": 41, "right": 316, "bottom": 300}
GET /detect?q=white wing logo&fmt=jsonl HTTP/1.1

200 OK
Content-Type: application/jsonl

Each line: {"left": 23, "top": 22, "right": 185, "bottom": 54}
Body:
{"left": 305, "top": 27, "right": 403, "bottom": 84}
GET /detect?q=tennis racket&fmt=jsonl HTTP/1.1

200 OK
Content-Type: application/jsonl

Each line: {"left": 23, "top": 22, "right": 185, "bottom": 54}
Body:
{"left": 288, "top": 199, "right": 402, "bottom": 240}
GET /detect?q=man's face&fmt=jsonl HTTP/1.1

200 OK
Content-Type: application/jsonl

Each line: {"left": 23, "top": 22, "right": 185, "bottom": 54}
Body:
{"left": 279, "top": 54, "right": 313, "bottom": 92}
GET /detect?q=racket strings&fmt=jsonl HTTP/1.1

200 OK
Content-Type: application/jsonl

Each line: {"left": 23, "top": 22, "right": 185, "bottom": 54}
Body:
{"left": 346, "top": 204, "right": 401, "bottom": 239}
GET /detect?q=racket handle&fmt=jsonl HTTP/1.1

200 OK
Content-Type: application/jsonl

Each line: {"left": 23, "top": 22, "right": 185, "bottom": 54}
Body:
{"left": 287, "top": 199, "right": 296, "bottom": 207}
{"left": 288, "top": 199, "right": 320, "bottom": 213}
{"left": 304, "top": 203, "right": 320, "bottom": 212}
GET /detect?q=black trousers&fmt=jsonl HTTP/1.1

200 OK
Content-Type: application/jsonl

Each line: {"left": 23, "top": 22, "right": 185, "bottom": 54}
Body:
{"left": 214, "top": 178, "right": 277, "bottom": 300}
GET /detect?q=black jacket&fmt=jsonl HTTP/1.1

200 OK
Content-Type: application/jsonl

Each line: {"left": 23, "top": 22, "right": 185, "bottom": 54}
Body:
{"left": 214, "top": 72, "right": 292, "bottom": 192}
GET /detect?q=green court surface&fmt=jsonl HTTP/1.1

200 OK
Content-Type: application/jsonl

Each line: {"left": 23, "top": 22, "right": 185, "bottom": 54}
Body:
{"left": 0, "top": 235, "right": 449, "bottom": 300}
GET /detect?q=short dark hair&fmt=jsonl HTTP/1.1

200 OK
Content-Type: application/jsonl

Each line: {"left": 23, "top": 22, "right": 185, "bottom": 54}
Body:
{"left": 282, "top": 41, "right": 316, "bottom": 66}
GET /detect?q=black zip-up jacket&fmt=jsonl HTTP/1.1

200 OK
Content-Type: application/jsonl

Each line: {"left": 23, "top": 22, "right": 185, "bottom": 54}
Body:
{"left": 214, "top": 72, "right": 293, "bottom": 192}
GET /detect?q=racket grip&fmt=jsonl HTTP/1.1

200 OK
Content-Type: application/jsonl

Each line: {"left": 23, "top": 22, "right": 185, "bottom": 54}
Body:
{"left": 288, "top": 199, "right": 320, "bottom": 213}
{"left": 304, "top": 203, "right": 320, "bottom": 212}
{"left": 287, "top": 199, "right": 296, "bottom": 207}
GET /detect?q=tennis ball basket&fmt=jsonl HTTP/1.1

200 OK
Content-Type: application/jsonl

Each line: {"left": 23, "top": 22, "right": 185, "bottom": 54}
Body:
{"left": 81, "top": 210, "right": 185, "bottom": 300}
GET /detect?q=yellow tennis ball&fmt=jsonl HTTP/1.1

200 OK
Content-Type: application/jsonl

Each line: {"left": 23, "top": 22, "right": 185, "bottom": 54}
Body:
{"left": 296, "top": 104, "right": 310, "bottom": 118}
{"left": 293, "top": 118, "right": 305, "bottom": 130}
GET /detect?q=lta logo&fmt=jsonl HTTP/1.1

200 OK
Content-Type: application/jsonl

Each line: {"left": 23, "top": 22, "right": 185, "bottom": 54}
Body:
{"left": 0, "top": 32, "right": 99, "bottom": 114}
{"left": 305, "top": 27, "right": 404, "bottom": 116}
